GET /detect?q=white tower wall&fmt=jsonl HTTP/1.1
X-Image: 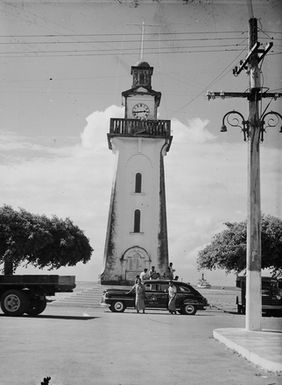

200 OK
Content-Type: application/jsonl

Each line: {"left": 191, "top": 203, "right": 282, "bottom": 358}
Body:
{"left": 101, "top": 136, "right": 169, "bottom": 283}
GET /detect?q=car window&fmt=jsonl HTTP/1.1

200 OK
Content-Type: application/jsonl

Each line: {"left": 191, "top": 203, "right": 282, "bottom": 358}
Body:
{"left": 145, "top": 283, "right": 158, "bottom": 291}
{"left": 178, "top": 285, "right": 191, "bottom": 293}
{"left": 159, "top": 284, "right": 169, "bottom": 292}
{"left": 262, "top": 280, "right": 278, "bottom": 295}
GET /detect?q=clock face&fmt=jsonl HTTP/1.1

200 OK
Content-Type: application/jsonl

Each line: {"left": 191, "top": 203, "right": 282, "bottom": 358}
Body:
{"left": 132, "top": 103, "right": 150, "bottom": 120}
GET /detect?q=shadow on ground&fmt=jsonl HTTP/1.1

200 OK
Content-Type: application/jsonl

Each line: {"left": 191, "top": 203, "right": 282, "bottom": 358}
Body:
{"left": 0, "top": 314, "right": 97, "bottom": 320}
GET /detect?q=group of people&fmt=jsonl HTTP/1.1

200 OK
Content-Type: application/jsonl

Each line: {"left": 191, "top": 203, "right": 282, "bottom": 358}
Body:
{"left": 139, "top": 263, "right": 177, "bottom": 283}
{"left": 127, "top": 263, "right": 178, "bottom": 315}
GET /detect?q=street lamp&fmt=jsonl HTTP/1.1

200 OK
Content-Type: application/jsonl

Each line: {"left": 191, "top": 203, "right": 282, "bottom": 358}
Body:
{"left": 260, "top": 111, "right": 282, "bottom": 142}
{"left": 220, "top": 110, "right": 282, "bottom": 142}
{"left": 220, "top": 110, "right": 249, "bottom": 141}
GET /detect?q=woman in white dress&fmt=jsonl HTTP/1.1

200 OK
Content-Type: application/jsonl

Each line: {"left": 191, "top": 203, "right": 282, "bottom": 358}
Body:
{"left": 128, "top": 277, "right": 146, "bottom": 313}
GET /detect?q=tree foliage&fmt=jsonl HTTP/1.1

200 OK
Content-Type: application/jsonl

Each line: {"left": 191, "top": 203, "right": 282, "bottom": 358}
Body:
{"left": 197, "top": 215, "right": 282, "bottom": 276}
{"left": 0, "top": 205, "right": 93, "bottom": 274}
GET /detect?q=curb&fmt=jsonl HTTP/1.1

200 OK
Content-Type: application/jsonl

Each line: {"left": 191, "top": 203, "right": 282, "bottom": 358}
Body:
{"left": 213, "top": 328, "right": 282, "bottom": 373}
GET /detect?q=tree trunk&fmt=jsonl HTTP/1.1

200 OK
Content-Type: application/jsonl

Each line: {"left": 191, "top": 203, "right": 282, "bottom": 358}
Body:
{"left": 3, "top": 250, "right": 14, "bottom": 275}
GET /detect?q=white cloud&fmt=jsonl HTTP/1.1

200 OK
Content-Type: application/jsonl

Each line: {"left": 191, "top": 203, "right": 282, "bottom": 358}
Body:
{"left": 81, "top": 105, "right": 124, "bottom": 150}
{"left": 171, "top": 117, "right": 215, "bottom": 144}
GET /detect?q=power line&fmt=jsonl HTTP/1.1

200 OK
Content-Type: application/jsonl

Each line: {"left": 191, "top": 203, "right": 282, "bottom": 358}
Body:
{"left": 0, "top": 30, "right": 279, "bottom": 40}
{"left": 0, "top": 37, "right": 249, "bottom": 45}
{"left": 0, "top": 48, "right": 244, "bottom": 58}
{"left": 0, "top": 43, "right": 244, "bottom": 53}
{"left": 0, "top": 31, "right": 248, "bottom": 38}
{"left": 172, "top": 47, "right": 248, "bottom": 114}
{"left": 264, "top": 31, "right": 282, "bottom": 34}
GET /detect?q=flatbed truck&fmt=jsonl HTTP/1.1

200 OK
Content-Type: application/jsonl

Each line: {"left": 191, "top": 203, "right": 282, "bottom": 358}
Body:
{"left": 0, "top": 275, "right": 76, "bottom": 316}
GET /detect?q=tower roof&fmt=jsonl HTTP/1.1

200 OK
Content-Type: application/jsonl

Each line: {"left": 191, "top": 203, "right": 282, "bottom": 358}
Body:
{"left": 134, "top": 61, "right": 151, "bottom": 68}
{"left": 122, "top": 61, "right": 160, "bottom": 104}
{"left": 130, "top": 61, "right": 154, "bottom": 89}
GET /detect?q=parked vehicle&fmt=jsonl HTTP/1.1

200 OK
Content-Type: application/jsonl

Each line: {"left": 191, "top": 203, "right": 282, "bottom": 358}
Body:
{"left": 101, "top": 279, "right": 209, "bottom": 315}
{"left": 0, "top": 275, "right": 76, "bottom": 316}
{"left": 236, "top": 276, "right": 282, "bottom": 316}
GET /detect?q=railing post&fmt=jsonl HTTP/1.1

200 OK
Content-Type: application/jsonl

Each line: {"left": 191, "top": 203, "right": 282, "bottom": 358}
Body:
{"left": 109, "top": 118, "right": 171, "bottom": 138}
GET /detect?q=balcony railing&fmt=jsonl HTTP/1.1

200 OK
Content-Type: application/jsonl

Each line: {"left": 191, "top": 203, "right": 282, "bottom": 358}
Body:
{"left": 109, "top": 118, "right": 171, "bottom": 138}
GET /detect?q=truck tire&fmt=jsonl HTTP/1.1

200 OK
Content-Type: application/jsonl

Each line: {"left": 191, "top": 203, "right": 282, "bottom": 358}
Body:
{"left": 26, "top": 296, "right": 47, "bottom": 316}
{"left": 1, "top": 289, "right": 30, "bottom": 316}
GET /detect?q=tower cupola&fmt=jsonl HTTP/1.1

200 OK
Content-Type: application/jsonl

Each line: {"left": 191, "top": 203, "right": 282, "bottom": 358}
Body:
{"left": 131, "top": 61, "right": 153, "bottom": 89}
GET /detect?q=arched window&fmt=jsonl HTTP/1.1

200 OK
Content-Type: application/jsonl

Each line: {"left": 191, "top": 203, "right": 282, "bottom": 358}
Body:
{"left": 135, "top": 173, "right": 142, "bottom": 193}
{"left": 134, "top": 209, "right": 141, "bottom": 233}
{"left": 139, "top": 72, "right": 144, "bottom": 85}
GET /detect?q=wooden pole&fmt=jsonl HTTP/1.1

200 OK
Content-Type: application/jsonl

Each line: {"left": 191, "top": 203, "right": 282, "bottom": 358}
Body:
{"left": 245, "top": 17, "right": 262, "bottom": 331}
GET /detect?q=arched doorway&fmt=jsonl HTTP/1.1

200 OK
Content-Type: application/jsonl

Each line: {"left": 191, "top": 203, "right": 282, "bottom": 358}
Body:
{"left": 121, "top": 246, "right": 151, "bottom": 283}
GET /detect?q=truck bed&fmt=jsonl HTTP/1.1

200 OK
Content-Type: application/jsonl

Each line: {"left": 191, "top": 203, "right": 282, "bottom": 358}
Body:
{"left": 0, "top": 275, "right": 76, "bottom": 292}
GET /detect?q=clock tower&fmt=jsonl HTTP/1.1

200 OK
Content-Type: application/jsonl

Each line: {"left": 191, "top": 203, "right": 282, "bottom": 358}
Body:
{"left": 100, "top": 61, "right": 172, "bottom": 285}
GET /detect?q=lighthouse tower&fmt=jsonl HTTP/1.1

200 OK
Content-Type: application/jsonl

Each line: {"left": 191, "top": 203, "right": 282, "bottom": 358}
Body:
{"left": 100, "top": 61, "right": 172, "bottom": 285}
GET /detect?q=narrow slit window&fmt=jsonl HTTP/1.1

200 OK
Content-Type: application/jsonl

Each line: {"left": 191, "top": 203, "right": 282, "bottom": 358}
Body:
{"left": 135, "top": 173, "right": 142, "bottom": 193}
{"left": 139, "top": 72, "right": 144, "bottom": 84}
{"left": 134, "top": 209, "right": 141, "bottom": 233}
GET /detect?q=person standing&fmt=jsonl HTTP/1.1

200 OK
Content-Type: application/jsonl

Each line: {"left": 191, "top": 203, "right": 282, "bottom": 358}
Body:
{"left": 140, "top": 268, "right": 149, "bottom": 282}
{"left": 168, "top": 280, "right": 177, "bottom": 315}
{"left": 169, "top": 262, "right": 175, "bottom": 279}
{"left": 164, "top": 265, "right": 173, "bottom": 280}
{"left": 128, "top": 277, "right": 146, "bottom": 314}
{"left": 149, "top": 266, "right": 158, "bottom": 279}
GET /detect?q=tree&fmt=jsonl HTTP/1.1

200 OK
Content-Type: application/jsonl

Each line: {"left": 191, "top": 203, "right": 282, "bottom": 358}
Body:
{"left": 197, "top": 215, "right": 282, "bottom": 276}
{"left": 0, "top": 205, "right": 93, "bottom": 275}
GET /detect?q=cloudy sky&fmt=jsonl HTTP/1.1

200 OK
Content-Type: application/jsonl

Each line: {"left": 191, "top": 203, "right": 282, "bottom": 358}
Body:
{"left": 1, "top": 0, "right": 281, "bottom": 285}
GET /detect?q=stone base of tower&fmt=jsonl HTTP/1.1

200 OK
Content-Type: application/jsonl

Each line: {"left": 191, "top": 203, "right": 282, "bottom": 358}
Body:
{"left": 100, "top": 246, "right": 154, "bottom": 286}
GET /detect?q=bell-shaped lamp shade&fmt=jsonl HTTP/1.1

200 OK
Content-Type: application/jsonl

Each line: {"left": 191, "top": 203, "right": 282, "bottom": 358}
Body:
{"left": 220, "top": 124, "right": 227, "bottom": 133}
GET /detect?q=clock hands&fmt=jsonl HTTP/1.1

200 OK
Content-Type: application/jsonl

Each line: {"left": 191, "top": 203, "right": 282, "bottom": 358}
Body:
{"left": 132, "top": 103, "right": 150, "bottom": 120}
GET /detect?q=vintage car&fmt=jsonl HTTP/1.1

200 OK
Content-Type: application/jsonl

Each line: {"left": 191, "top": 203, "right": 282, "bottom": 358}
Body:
{"left": 101, "top": 280, "right": 209, "bottom": 315}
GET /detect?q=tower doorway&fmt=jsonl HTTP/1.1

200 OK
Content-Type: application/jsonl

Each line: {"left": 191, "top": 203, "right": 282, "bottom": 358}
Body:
{"left": 121, "top": 246, "right": 151, "bottom": 283}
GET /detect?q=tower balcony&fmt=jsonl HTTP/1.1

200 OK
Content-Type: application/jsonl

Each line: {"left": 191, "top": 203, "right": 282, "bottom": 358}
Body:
{"left": 108, "top": 118, "right": 172, "bottom": 150}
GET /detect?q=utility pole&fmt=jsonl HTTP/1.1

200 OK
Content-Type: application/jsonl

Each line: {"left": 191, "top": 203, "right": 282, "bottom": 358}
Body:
{"left": 246, "top": 17, "right": 262, "bottom": 331}
{"left": 207, "top": 18, "right": 282, "bottom": 331}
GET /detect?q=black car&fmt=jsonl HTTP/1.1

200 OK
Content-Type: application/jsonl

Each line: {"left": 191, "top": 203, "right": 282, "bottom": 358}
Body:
{"left": 101, "top": 280, "right": 209, "bottom": 315}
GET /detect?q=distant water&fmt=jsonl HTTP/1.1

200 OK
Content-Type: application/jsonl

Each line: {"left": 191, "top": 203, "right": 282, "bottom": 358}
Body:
{"left": 195, "top": 286, "right": 240, "bottom": 312}
{"left": 72, "top": 281, "right": 239, "bottom": 312}
{"left": 75, "top": 281, "right": 239, "bottom": 291}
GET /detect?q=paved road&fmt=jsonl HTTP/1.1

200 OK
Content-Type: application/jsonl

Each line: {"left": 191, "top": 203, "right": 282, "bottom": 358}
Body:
{"left": 0, "top": 306, "right": 281, "bottom": 385}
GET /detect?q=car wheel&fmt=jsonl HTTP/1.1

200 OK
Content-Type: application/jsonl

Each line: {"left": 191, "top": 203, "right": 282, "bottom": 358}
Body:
{"left": 110, "top": 300, "right": 126, "bottom": 313}
{"left": 26, "top": 296, "right": 47, "bottom": 316}
{"left": 1, "top": 289, "right": 30, "bottom": 316}
{"left": 182, "top": 303, "right": 197, "bottom": 315}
